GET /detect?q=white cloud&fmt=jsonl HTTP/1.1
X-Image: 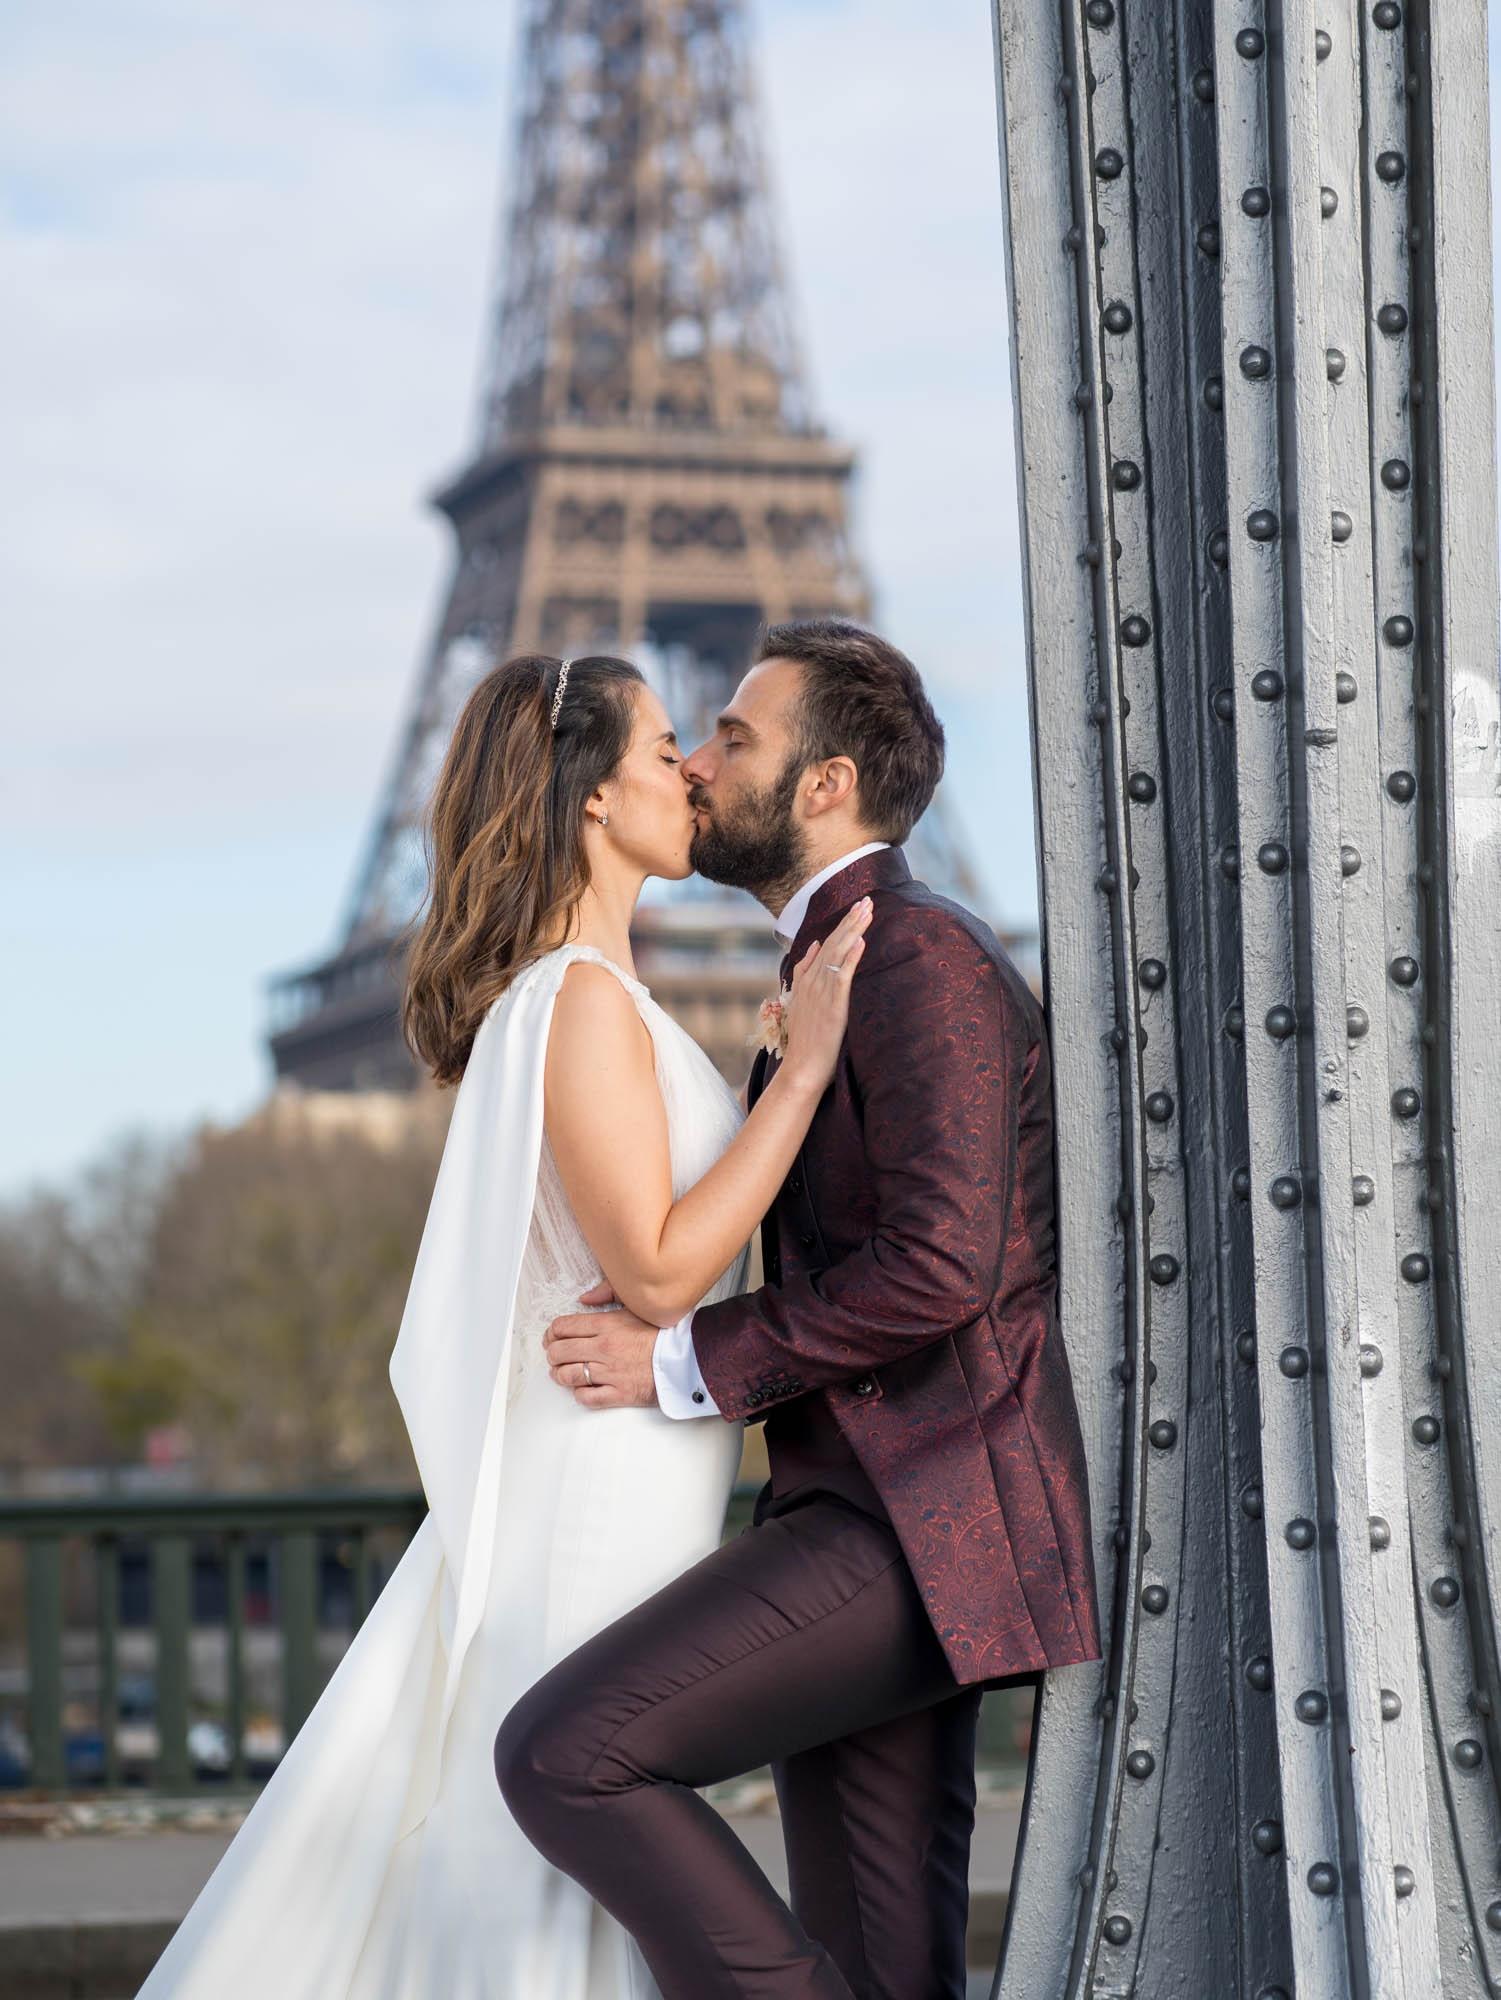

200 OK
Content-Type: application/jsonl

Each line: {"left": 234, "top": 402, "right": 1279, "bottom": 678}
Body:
{"left": 1, "top": 0, "right": 1033, "bottom": 1196}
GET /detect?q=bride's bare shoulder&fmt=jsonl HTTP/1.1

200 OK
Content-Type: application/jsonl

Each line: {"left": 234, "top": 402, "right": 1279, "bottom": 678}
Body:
{"left": 546, "top": 960, "right": 653, "bottom": 1076}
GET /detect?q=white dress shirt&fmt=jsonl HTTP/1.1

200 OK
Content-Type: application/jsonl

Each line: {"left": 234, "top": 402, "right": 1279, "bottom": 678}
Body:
{"left": 651, "top": 842, "right": 892, "bottom": 1418}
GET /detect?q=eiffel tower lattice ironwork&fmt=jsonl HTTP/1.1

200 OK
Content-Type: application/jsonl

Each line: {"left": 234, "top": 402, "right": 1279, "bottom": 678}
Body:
{"left": 267, "top": 0, "right": 992, "bottom": 1092}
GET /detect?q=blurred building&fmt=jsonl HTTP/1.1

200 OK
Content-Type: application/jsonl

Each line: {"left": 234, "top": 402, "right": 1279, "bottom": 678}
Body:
{"left": 266, "top": 0, "right": 1029, "bottom": 1094}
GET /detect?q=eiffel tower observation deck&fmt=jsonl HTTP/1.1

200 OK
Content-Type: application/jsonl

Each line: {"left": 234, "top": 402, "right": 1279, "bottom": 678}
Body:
{"left": 267, "top": 0, "right": 999, "bottom": 1092}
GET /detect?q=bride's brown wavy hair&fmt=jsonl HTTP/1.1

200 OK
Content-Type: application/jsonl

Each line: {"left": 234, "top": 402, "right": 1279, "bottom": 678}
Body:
{"left": 401, "top": 651, "right": 645, "bottom": 1084}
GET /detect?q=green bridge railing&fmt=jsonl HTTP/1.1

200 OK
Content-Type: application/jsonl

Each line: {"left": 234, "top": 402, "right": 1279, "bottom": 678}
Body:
{"left": 0, "top": 1483, "right": 1027, "bottom": 1800}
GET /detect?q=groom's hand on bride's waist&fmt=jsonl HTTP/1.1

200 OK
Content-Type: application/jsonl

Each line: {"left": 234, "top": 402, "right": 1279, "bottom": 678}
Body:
{"left": 544, "top": 1286, "right": 660, "bottom": 1408}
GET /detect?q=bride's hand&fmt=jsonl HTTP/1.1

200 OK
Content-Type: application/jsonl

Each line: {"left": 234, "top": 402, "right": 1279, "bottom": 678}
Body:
{"left": 779, "top": 897, "right": 873, "bottom": 1097}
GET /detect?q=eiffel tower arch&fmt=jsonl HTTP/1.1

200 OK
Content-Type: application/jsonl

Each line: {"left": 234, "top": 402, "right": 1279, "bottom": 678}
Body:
{"left": 267, "top": 0, "right": 997, "bottom": 1093}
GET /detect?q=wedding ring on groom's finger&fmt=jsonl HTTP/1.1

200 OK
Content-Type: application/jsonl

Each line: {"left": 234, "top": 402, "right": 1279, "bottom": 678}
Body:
{"left": 582, "top": 1361, "right": 593, "bottom": 1386}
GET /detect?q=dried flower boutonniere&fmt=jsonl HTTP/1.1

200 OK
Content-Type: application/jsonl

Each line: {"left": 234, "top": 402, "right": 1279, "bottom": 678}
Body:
{"left": 749, "top": 984, "right": 792, "bottom": 1063}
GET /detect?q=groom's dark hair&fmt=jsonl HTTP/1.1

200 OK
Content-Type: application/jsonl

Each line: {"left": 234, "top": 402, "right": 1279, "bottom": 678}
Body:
{"left": 755, "top": 619, "right": 945, "bottom": 843}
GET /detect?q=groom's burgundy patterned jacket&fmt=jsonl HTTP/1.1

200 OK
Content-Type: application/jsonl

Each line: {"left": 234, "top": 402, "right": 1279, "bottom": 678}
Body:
{"left": 691, "top": 845, "right": 1102, "bottom": 1683}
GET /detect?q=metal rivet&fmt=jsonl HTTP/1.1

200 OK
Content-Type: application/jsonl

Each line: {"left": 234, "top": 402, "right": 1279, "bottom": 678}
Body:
{"left": 1394, "top": 1866, "right": 1415, "bottom": 1900}
{"left": 1270, "top": 1178, "right": 1301, "bottom": 1211}
{"left": 1376, "top": 151, "right": 1406, "bottom": 184}
{"left": 1266, "top": 1005, "right": 1296, "bottom": 1040}
{"left": 1373, "top": 1, "right": 1401, "bottom": 28}
{"left": 1308, "top": 1863, "right": 1339, "bottom": 1897}
{"left": 1242, "top": 1485, "right": 1263, "bottom": 1520}
{"left": 1109, "top": 1027, "right": 1126, "bottom": 1052}
{"left": 1320, "top": 186, "right": 1339, "bottom": 219}
{"left": 1225, "top": 1004, "right": 1245, "bottom": 1039}
{"left": 1392, "top": 1087, "right": 1422, "bottom": 1119}
{"left": 1103, "top": 299, "right": 1133, "bottom": 334}
{"left": 1121, "top": 613, "right": 1152, "bottom": 646}
{"left": 1074, "top": 382, "right": 1094, "bottom": 409}
{"left": 1286, "top": 1517, "right": 1317, "bottom": 1551}
{"left": 1113, "top": 459, "right": 1142, "bottom": 492}
{"left": 1455, "top": 1739, "right": 1484, "bottom": 1770}
{"left": 1431, "top": 1575, "right": 1460, "bottom": 1608}
{"left": 1236, "top": 1329, "right": 1257, "bottom": 1364}
{"left": 1251, "top": 1819, "right": 1282, "bottom": 1856}
{"left": 1279, "top": 1346, "right": 1309, "bottom": 1379}
{"left": 1126, "top": 1748, "right": 1155, "bottom": 1779}
{"left": 1336, "top": 671, "right": 1358, "bottom": 704}
{"left": 1390, "top": 955, "right": 1419, "bottom": 986}
{"left": 1212, "top": 687, "right": 1235, "bottom": 722}
{"left": 1401, "top": 1252, "right": 1431, "bottom": 1283}
{"left": 1240, "top": 345, "right": 1272, "bottom": 380}
{"left": 1295, "top": 1689, "right": 1329, "bottom": 1723}
{"left": 1381, "top": 1688, "right": 1402, "bottom": 1720}
{"left": 1384, "top": 613, "right": 1415, "bottom": 646}
{"left": 1242, "top": 186, "right": 1271, "bottom": 218}
{"left": 1192, "top": 68, "right": 1214, "bottom": 102}
{"left": 1412, "top": 1414, "right": 1441, "bottom": 1446}
{"left": 1221, "top": 845, "right": 1240, "bottom": 879}
{"left": 1246, "top": 1655, "right": 1273, "bottom": 1691}
{"left": 1065, "top": 223, "right": 1084, "bottom": 251}
{"left": 1084, "top": 541, "right": 1102, "bottom": 569}
{"left": 1145, "top": 1091, "right": 1174, "bottom": 1123}
{"left": 1204, "top": 374, "right": 1224, "bottom": 411}
{"left": 1103, "top": 1914, "right": 1133, "bottom": 1946}
{"left": 1487, "top": 1901, "right": 1501, "bottom": 1934}
{"left": 1453, "top": 1523, "right": 1471, "bottom": 1550}
{"left": 1370, "top": 1516, "right": 1392, "bottom": 1550}
{"left": 1149, "top": 1418, "right": 1178, "bottom": 1450}
{"left": 1340, "top": 845, "right": 1361, "bottom": 877}
{"left": 1232, "top": 1166, "right": 1251, "bottom": 1198}
{"left": 1359, "top": 1344, "right": 1383, "bottom": 1378}
{"left": 1139, "top": 958, "right": 1166, "bottom": 990}
{"left": 1142, "top": 1583, "right": 1169, "bottom": 1614}
{"left": 1127, "top": 773, "right": 1157, "bottom": 805}
{"left": 1209, "top": 530, "right": 1230, "bottom": 568}
{"left": 1377, "top": 301, "right": 1408, "bottom": 335}
{"left": 1331, "top": 510, "right": 1353, "bottom": 542}
{"left": 1353, "top": 1175, "right": 1375, "bottom": 1206}
{"left": 1382, "top": 458, "right": 1411, "bottom": 491}
{"left": 1148, "top": 1253, "right": 1179, "bottom": 1285}
{"left": 1386, "top": 768, "right": 1416, "bottom": 801}
{"left": 1326, "top": 347, "right": 1347, "bottom": 380}
{"left": 1095, "top": 148, "right": 1124, "bottom": 181}
{"left": 1197, "top": 222, "right": 1221, "bottom": 258}
{"left": 1247, "top": 508, "right": 1279, "bottom": 542}
{"left": 1347, "top": 1004, "right": 1370, "bottom": 1037}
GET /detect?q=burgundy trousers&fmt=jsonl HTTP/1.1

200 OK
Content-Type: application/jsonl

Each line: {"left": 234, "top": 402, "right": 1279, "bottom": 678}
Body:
{"left": 494, "top": 1491, "right": 1038, "bottom": 1998}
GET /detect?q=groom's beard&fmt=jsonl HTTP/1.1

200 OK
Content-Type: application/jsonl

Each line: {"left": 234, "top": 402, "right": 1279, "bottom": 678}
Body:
{"left": 688, "top": 759, "right": 808, "bottom": 907}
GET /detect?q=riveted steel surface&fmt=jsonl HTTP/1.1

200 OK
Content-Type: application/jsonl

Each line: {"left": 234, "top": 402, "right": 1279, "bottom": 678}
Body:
{"left": 989, "top": 2, "right": 1501, "bottom": 1993}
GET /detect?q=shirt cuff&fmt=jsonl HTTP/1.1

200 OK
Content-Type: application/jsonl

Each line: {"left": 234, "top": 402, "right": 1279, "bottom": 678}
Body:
{"left": 652, "top": 1313, "right": 721, "bottom": 1419}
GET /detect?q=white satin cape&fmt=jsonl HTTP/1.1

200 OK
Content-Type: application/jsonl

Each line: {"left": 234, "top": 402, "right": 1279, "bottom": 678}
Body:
{"left": 136, "top": 944, "right": 749, "bottom": 1999}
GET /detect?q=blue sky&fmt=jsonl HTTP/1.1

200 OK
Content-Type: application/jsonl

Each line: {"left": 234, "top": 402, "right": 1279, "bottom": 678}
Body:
{"left": 3, "top": 2, "right": 1499, "bottom": 1200}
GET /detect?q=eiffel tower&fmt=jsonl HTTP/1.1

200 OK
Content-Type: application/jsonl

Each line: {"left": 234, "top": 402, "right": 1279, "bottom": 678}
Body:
{"left": 267, "top": 0, "right": 993, "bottom": 1092}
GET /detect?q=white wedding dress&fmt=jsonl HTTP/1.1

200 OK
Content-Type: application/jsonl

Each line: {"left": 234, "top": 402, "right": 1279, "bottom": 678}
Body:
{"left": 137, "top": 943, "right": 749, "bottom": 2000}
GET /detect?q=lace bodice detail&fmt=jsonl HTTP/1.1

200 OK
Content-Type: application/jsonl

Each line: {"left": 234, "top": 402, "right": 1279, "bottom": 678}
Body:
{"left": 506, "top": 944, "right": 749, "bottom": 1409}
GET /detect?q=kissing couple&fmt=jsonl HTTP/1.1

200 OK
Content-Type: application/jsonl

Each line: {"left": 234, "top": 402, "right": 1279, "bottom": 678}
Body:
{"left": 137, "top": 617, "right": 1102, "bottom": 2000}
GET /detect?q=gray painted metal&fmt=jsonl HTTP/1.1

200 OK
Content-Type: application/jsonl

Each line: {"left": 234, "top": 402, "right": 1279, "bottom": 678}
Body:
{"left": 989, "top": 2, "right": 1501, "bottom": 1994}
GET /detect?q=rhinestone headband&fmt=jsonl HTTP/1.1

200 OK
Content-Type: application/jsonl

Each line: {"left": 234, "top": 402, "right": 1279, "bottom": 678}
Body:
{"left": 549, "top": 656, "right": 575, "bottom": 730}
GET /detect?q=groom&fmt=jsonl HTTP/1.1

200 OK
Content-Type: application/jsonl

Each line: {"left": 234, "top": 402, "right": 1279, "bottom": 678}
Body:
{"left": 499, "top": 618, "right": 1102, "bottom": 1998}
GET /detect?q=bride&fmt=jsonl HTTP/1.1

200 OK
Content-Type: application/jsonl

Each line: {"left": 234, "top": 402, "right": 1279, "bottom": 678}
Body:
{"left": 137, "top": 651, "right": 870, "bottom": 2000}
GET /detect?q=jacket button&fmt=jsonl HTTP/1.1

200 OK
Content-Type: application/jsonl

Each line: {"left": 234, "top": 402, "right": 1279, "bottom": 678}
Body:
{"left": 799, "top": 1231, "right": 815, "bottom": 1248}
{"left": 852, "top": 1376, "right": 875, "bottom": 1396}
{"left": 788, "top": 1173, "right": 803, "bottom": 1195}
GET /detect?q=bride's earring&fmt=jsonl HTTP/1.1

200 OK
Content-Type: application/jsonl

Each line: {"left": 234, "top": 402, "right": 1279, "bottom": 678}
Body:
{"left": 595, "top": 811, "right": 609, "bottom": 828}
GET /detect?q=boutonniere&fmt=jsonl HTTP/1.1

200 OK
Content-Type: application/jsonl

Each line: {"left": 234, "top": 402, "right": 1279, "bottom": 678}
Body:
{"left": 749, "top": 984, "right": 792, "bottom": 1062}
